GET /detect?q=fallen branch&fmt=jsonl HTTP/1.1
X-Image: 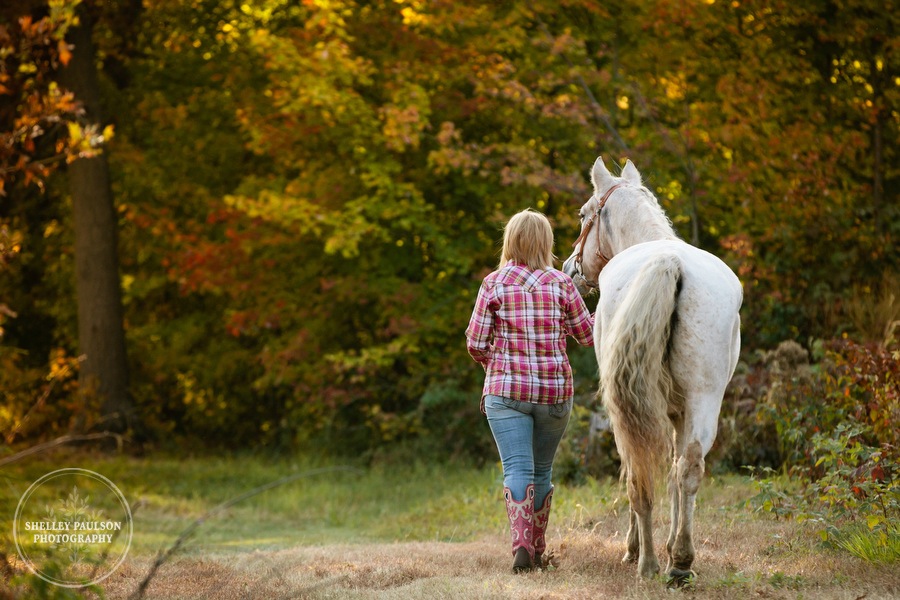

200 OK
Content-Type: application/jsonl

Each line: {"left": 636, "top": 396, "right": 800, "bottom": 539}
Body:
{"left": 0, "top": 432, "right": 123, "bottom": 468}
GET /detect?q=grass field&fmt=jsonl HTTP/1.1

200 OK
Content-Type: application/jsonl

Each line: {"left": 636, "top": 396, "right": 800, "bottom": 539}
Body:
{"left": 3, "top": 451, "right": 898, "bottom": 599}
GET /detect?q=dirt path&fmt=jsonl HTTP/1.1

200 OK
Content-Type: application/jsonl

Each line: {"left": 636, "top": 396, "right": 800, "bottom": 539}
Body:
{"left": 102, "top": 523, "right": 899, "bottom": 600}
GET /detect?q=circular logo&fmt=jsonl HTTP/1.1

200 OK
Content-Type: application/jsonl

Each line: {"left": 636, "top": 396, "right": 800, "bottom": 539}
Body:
{"left": 13, "top": 468, "right": 133, "bottom": 588}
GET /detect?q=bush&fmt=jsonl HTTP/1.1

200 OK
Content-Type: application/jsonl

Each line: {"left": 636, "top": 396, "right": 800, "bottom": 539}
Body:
{"left": 712, "top": 350, "right": 782, "bottom": 472}
{"left": 745, "top": 335, "right": 900, "bottom": 561}
{"left": 762, "top": 337, "right": 900, "bottom": 471}
{"left": 554, "top": 402, "right": 619, "bottom": 485}
{"left": 0, "top": 348, "right": 90, "bottom": 446}
{"left": 553, "top": 344, "right": 620, "bottom": 484}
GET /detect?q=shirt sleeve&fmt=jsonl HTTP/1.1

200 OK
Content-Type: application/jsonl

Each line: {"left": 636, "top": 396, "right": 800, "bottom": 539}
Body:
{"left": 563, "top": 282, "right": 594, "bottom": 347}
{"left": 465, "top": 281, "right": 494, "bottom": 366}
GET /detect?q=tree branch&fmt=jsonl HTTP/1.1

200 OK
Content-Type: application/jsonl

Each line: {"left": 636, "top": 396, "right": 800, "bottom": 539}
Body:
{"left": 535, "top": 17, "right": 630, "bottom": 155}
{"left": 0, "top": 432, "right": 124, "bottom": 468}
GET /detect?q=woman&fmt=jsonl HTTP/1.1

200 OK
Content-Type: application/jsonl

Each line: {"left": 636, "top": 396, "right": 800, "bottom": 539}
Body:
{"left": 466, "top": 209, "right": 594, "bottom": 573}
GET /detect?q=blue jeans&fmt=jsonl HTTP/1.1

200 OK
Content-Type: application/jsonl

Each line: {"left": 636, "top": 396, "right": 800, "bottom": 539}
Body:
{"left": 485, "top": 394, "right": 572, "bottom": 509}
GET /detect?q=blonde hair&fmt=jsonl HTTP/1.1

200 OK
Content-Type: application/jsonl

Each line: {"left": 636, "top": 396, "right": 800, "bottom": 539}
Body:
{"left": 499, "top": 209, "right": 556, "bottom": 270}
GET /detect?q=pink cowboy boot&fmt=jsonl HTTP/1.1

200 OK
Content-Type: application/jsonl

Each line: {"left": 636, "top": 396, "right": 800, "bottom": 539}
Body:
{"left": 504, "top": 484, "right": 535, "bottom": 573}
{"left": 532, "top": 486, "right": 554, "bottom": 569}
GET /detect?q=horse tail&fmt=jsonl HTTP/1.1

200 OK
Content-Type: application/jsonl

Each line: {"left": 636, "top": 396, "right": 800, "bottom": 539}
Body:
{"left": 600, "top": 253, "right": 680, "bottom": 501}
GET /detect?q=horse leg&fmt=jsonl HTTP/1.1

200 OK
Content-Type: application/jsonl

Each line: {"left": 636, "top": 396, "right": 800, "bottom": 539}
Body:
{"left": 623, "top": 508, "right": 639, "bottom": 563}
{"left": 618, "top": 464, "right": 639, "bottom": 564}
{"left": 666, "top": 415, "right": 685, "bottom": 573}
{"left": 668, "top": 440, "right": 704, "bottom": 584}
{"left": 668, "top": 404, "right": 718, "bottom": 583}
{"left": 627, "top": 471, "right": 659, "bottom": 579}
{"left": 665, "top": 463, "right": 680, "bottom": 572}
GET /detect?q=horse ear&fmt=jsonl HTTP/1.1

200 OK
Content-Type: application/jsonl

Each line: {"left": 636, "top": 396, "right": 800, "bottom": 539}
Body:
{"left": 622, "top": 159, "right": 642, "bottom": 185}
{"left": 591, "top": 156, "right": 614, "bottom": 192}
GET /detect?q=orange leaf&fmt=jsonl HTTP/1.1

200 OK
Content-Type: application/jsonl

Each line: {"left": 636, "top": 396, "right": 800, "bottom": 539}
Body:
{"left": 58, "top": 39, "right": 72, "bottom": 66}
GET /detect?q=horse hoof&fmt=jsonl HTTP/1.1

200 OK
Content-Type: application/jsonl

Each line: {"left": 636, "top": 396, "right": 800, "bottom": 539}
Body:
{"left": 667, "top": 568, "right": 696, "bottom": 587}
{"left": 621, "top": 552, "right": 638, "bottom": 564}
{"left": 638, "top": 561, "right": 660, "bottom": 580}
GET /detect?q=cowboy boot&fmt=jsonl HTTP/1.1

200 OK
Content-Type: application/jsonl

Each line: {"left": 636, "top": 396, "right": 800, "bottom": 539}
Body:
{"left": 532, "top": 486, "right": 554, "bottom": 569}
{"left": 504, "top": 484, "right": 535, "bottom": 573}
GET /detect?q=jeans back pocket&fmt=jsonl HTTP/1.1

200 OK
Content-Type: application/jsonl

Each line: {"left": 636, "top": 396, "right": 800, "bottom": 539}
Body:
{"left": 549, "top": 400, "right": 571, "bottom": 419}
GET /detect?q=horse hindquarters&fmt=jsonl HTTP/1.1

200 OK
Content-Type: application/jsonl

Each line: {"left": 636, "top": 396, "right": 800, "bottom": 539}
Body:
{"left": 665, "top": 260, "right": 742, "bottom": 583}
{"left": 599, "top": 252, "right": 681, "bottom": 578}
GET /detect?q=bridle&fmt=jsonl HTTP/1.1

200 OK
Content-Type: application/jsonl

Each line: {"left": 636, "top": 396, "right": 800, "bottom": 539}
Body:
{"left": 571, "top": 183, "right": 626, "bottom": 286}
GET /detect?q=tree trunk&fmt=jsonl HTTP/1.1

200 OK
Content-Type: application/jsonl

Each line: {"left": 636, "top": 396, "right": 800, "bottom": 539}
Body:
{"left": 57, "top": 6, "right": 132, "bottom": 431}
{"left": 872, "top": 112, "right": 883, "bottom": 235}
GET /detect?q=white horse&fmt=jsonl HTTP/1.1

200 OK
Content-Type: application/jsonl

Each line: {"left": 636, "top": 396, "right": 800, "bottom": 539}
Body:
{"left": 562, "top": 157, "right": 742, "bottom": 583}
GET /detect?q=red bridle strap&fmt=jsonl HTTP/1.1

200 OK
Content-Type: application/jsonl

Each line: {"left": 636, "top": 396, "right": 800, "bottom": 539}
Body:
{"left": 571, "top": 183, "right": 626, "bottom": 274}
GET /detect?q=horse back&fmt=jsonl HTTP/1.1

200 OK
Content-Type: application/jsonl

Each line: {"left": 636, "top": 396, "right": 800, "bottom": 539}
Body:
{"left": 600, "top": 239, "right": 742, "bottom": 395}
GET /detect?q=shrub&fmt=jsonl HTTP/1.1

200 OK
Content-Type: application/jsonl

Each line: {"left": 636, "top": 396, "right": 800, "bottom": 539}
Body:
{"left": 554, "top": 402, "right": 619, "bottom": 485}
{"left": 0, "top": 348, "right": 88, "bottom": 446}
{"left": 554, "top": 344, "right": 620, "bottom": 484}
{"left": 713, "top": 350, "right": 782, "bottom": 472}
{"left": 746, "top": 335, "right": 900, "bottom": 561}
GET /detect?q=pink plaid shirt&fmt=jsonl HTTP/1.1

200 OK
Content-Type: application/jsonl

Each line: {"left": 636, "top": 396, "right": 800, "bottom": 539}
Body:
{"left": 465, "top": 263, "right": 594, "bottom": 405}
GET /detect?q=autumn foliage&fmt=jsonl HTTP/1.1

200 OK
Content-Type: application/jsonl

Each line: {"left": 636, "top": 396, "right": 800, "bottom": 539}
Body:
{"left": 0, "top": 1, "right": 113, "bottom": 195}
{"left": 0, "top": 0, "right": 897, "bottom": 459}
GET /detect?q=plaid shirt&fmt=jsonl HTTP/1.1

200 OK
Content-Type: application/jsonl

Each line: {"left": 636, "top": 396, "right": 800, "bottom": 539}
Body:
{"left": 465, "top": 263, "right": 594, "bottom": 405}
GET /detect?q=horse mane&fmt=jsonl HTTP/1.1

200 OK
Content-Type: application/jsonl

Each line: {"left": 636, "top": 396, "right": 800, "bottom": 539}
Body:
{"left": 603, "top": 186, "right": 678, "bottom": 254}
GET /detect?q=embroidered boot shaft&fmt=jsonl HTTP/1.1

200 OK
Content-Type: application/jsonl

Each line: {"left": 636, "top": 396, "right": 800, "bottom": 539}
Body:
{"left": 532, "top": 486, "right": 554, "bottom": 568}
{"left": 504, "top": 484, "right": 535, "bottom": 573}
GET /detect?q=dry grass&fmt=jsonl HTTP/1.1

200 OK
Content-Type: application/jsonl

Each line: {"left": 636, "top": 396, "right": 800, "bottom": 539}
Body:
{"left": 101, "top": 494, "right": 900, "bottom": 600}
{"left": 8, "top": 454, "right": 897, "bottom": 599}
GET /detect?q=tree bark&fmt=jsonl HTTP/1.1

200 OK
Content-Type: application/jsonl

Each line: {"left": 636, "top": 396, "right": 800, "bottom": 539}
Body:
{"left": 56, "top": 6, "right": 132, "bottom": 431}
{"left": 872, "top": 112, "right": 883, "bottom": 235}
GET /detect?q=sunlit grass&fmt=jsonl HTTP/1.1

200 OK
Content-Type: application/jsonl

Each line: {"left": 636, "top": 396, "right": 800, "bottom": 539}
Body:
{"left": 2, "top": 451, "right": 755, "bottom": 559}
{"left": 3, "top": 452, "right": 516, "bottom": 555}
{"left": 7, "top": 452, "right": 899, "bottom": 599}
{"left": 835, "top": 525, "right": 900, "bottom": 564}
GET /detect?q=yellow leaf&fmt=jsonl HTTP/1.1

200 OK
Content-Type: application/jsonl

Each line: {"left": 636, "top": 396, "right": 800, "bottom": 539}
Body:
{"left": 44, "top": 220, "right": 61, "bottom": 238}
{"left": 66, "top": 121, "right": 82, "bottom": 143}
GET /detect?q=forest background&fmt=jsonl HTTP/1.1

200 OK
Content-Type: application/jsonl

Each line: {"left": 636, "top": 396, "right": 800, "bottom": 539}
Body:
{"left": 0, "top": 0, "right": 897, "bottom": 480}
